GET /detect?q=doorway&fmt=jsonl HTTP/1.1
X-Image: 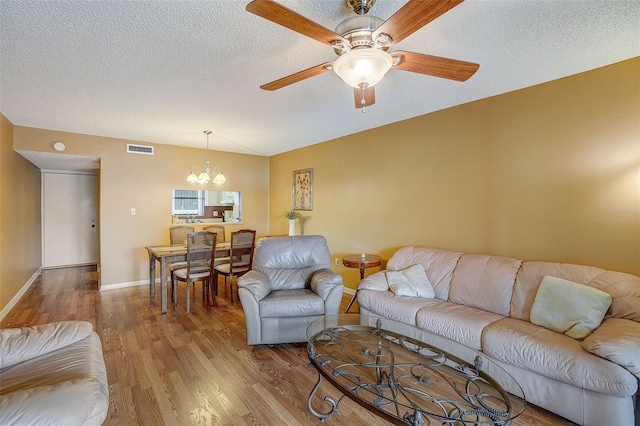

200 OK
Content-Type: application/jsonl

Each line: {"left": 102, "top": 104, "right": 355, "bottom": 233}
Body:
{"left": 42, "top": 172, "right": 99, "bottom": 268}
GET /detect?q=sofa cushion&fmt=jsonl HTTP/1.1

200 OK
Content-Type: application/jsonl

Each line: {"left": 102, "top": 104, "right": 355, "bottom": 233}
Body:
{"left": 448, "top": 253, "right": 522, "bottom": 316}
{"left": 482, "top": 318, "right": 638, "bottom": 396}
{"left": 387, "top": 264, "right": 435, "bottom": 298}
{"left": 415, "top": 300, "right": 504, "bottom": 350}
{"left": 259, "top": 289, "right": 324, "bottom": 317}
{"left": 530, "top": 276, "right": 611, "bottom": 339}
{"left": 357, "top": 289, "right": 437, "bottom": 326}
{"left": 511, "top": 262, "right": 604, "bottom": 321}
{"left": 386, "top": 247, "right": 463, "bottom": 301}
{"left": 581, "top": 318, "right": 640, "bottom": 379}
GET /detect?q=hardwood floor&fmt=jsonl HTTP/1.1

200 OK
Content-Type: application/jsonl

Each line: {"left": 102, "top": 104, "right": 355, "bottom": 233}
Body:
{"left": 1, "top": 266, "right": 575, "bottom": 426}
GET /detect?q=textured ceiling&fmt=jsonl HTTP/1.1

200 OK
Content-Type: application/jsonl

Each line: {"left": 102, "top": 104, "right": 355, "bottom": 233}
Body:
{"left": 16, "top": 150, "right": 100, "bottom": 171}
{"left": 2, "top": 0, "right": 639, "bottom": 165}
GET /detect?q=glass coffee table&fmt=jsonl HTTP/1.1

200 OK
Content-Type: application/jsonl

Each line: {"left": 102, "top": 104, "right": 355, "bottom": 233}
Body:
{"left": 306, "top": 315, "right": 526, "bottom": 425}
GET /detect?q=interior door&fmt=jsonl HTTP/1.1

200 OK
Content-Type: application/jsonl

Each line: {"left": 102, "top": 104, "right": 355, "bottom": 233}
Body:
{"left": 43, "top": 172, "right": 99, "bottom": 268}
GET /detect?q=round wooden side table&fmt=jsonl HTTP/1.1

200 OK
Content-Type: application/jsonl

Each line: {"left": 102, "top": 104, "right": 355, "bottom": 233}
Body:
{"left": 342, "top": 254, "right": 382, "bottom": 280}
{"left": 342, "top": 254, "right": 382, "bottom": 313}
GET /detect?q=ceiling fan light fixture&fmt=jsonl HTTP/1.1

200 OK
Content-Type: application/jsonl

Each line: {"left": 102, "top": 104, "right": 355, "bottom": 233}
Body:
{"left": 346, "top": 0, "right": 376, "bottom": 15}
{"left": 333, "top": 48, "right": 392, "bottom": 89}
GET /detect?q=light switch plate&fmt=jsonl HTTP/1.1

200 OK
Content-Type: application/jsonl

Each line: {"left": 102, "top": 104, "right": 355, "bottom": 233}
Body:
{"left": 130, "top": 208, "right": 136, "bottom": 216}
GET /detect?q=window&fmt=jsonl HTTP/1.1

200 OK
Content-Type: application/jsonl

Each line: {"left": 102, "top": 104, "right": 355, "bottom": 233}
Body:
{"left": 172, "top": 189, "right": 242, "bottom": 221}
{"left": 172, "top": 189, "right": 204, "bottom": 215}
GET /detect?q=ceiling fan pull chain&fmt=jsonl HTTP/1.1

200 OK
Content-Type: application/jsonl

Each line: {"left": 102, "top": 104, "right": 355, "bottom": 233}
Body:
{"left": 360, "top": 83, "right": 367, "bottom": 113}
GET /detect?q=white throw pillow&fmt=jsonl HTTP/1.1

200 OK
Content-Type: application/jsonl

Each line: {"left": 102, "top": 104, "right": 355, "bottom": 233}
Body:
{"left": 530, "top": 275, "right": 612, "bottom": 339}
{"left": 387, "top": 264, "right": 435, "bottom": 298}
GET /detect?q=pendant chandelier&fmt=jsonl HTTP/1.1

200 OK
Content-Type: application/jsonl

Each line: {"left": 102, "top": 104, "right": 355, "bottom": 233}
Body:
{"left": 187, "top": 130, "right": 226, "bottom": 185}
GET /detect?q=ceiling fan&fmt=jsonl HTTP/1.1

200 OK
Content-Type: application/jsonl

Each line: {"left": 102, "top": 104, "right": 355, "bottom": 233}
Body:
{"left": 246, "top": 0, "right": 480, "bottom": 110}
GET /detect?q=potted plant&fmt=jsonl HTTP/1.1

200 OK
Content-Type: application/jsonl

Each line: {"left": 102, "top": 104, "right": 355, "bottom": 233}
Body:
{"left": 282, "top": 209, "right": 302, "bottom": 236}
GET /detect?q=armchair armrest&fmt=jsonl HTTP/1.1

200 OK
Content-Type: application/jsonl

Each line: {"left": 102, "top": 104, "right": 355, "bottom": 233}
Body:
{"left": 357, "top": 271, "right": 390, "bottom": 292}
{"left": 237, "top": 271, "right": 274, "bottom": 345}
{"left": 237, "top": 270, "right": 272, "bottom": 302}
{"left": 310, "top": 268, "right": 343, "bottom": 301}
{"left": 0, "top": 321, "right": 93, "bottom": 369}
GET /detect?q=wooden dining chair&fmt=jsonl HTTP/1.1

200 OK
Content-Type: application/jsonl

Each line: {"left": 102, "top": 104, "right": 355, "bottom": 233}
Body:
{"left": 203, "top": 224, "right": 230, "bottom": 267}
{"left": 167, "top": 225, "right": 197, "bottom": 284}
{"left": 213, "top": 229, "right": 256, "bottom": 303}
{"left": 172, "top": 231, "right": 217, "bottom": 313}
{"left": 202, "top": 224, "right": 225, "bottom": 242}
{"left": 169, "top": 225, "right": 195, "bottom": 245}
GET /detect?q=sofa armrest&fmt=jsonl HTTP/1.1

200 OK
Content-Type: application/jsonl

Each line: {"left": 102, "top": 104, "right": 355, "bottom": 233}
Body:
{"left": 0, "top": 321, "right": 93, "bottom": 369}
{"left": 237, "top": 270, "right": 272, "bottom": 302}
{"left": 310, "top": 268, "right": 343, "bottom": 301}
{"left": 357, "top": 271, "right": 390, "bottom": 292}
{"left": 581, "top": 318, "right": 640, "bottom": 379}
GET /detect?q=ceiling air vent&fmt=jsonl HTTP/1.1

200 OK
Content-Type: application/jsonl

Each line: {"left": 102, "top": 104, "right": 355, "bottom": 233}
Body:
{"left": 126, "top": 144, "right": 154, "bottom": 155}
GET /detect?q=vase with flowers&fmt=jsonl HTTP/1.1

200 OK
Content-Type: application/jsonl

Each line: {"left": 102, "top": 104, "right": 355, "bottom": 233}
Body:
{"left": 282, "top": 209, "right": 302, "bottom": 236}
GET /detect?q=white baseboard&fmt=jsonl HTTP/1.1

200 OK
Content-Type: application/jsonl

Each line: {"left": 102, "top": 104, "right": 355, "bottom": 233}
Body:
{"left": 100, "top": 278, "right": 158, "bottom": 292}
{"left": 0, "top": 267, "right": 43, "bottom": 322}
{"left": 343, "top": 287, "right": 355, "bottom": 296}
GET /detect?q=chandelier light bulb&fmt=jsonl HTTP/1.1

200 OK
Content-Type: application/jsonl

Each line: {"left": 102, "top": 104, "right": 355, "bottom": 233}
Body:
{"left": 197, "top": 171, "right": 210, "bottom": 184}
{"left": 212, "top": 172, "right": 226, "bottom": 185}
{"left": 187, "top": 167, "right": 199, "bottom": 183}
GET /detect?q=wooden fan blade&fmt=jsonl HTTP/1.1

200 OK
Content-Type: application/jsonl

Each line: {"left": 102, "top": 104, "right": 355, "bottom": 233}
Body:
{"left": 391, "top": 50, "right": 479, "bottom": 81}
{"left": 354, "top": 86, "right": 375, "bottom": 109}
{"left": 260, "top": 61, "right": 334, "bottom": 91}
{"left": 246, "top": 0, "right": 347, "bottom": 46}
{"left": 373, "top": 0, "right": 465, "bottom": 46}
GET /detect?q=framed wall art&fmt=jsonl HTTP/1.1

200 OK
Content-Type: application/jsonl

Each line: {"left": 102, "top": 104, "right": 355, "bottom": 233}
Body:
{"left": 292, "top": 168, "right": 313, "bottom": 211}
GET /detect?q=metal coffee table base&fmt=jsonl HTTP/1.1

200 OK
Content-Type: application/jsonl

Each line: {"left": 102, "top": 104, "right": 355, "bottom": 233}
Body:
{"left": 307, "top": 372, "right": 347, "bottom": 421}
{"left": 307, "top": 371, "right": 428, "bottom": 425}
{"left": 306, "top": 317, "right": 525, "bottom": 425}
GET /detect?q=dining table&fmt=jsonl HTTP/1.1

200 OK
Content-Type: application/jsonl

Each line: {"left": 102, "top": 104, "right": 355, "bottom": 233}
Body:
{"left": 146, "top": 241, "right": 231, "bottom": 313}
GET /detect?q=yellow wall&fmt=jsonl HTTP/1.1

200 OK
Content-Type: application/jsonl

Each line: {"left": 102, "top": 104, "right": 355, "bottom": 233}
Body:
{"left": 12, "top": 128, "right": 270, "bottom": 287}
{"left": 2, "top": 58, "right": 638, "bottom": 309}
{"left": 270, "top": 58, "right": 640, "bottom": 291}
{"left": 0, "top": 113, "right": 42, "bottom": 310}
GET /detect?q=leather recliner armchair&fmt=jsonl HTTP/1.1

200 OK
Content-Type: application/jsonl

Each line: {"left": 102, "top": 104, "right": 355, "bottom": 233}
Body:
{"left": 237, "top": 235, "right": 344, "bottom": 345}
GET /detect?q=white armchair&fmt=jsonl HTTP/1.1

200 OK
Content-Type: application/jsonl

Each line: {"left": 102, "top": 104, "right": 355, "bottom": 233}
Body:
{"left": 237, "top": 235, "right": 344, "bottom": 345}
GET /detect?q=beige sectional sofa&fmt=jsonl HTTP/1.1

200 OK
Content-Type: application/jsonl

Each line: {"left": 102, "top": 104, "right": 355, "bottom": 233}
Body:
{"left": 0, "top": 321, "right": 109, "bottom": 425}
{"left": 356, "top": 247, "right": 640, "bottom": 426}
